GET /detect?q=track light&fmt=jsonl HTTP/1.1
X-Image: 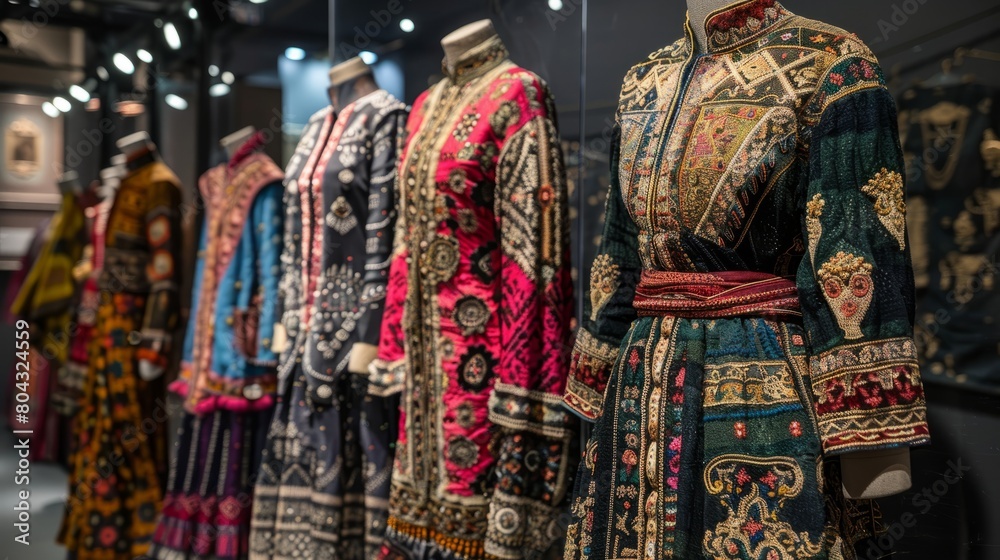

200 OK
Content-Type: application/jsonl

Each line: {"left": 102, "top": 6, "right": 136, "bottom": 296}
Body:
{"left": 360, "top": 51, "right": 378, "bottom": 65}
{"left": 221, "top": 71, "right": 235, "bottom": 84}
{"left": 400, "top": 18, "right": 415, "bottom": 33}
{"left": 209, "top": 83, "right": 231, "bottom": 97}
{"left": 165, "top": 94, "right": 188, "bottom": 110}
{"left": 113, "top": 52, "right": 134, "bottom": 74}
{"left": 164, "top": 22, "right": 181, "bottom": 50}
{"left": 137, "top": 49, "right": 153, "bottom": 63}
{"left": 284, "top": 47, "right": 305, "bottom": 61}
{"left": 42, "top": 102, "right": 60, "bottom": 118}
{"left": 96, "top": 66, "right": 110, "bottom": 80}
{"left": 188, "top": 7, "right": 198, "bottom": 19}
{"left": 52, "top": 96, "right": 71, "bottom": 112}
{"left": 69, "top": 85, "right": 91, "bottom": 102}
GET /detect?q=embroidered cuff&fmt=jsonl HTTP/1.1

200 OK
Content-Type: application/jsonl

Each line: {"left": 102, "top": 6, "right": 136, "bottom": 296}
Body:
{"left": 810, "top": 337, "right": 930, "bottom": 455}
{"left": 137, "top": 329, "right": 172, "bottom": 368}
{"left": 348, "top": 342, "right": 379, "bottom": 375}
{"left": 562, "top": 329, "right": 618, "bottom": 421}
{"left": 488, "top": 382, "right": 572, "bottom": 439}
{"left": 485, "top": 494, "right": 563, "bottom": 560}
{"left": 368, "top": 357, "right": 406, "bottom": 397}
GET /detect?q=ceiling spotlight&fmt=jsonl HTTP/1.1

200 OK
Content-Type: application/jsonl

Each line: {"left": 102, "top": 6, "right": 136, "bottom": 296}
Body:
{"left": 399, "top": 18, "right": 415, "bottom": 33}
{"left": 221, "top": 71, "right": 235, "bottom": 84}
{"left": 96, "top": 65, "right": 110, "bottom": 80}
{"left": 248, "top": 0, "right": 268, "bottom": 3}
{"left": 548, "top": 0, "right": 563, "bottom": 10}
{"left": 113, "top": 52, "right": 135, "bottom": 74}
{"left": 41, "top": 102, "right": 60, "bottom": 118}
{"left": 208, "top": 64, "right": 219, "bottom": 77}
{"left": 164, "top": 22, "right": 181, "bottom": 50}
{"left": 165, "top": 94, "right": 188, "bottom": 110}
{"left": 284, "top": 46, "right": 306, "bottom": 61}
{"left": 69, "top": 84, "right": 91, "bottom": 102}
{"left": 209, "top": 83, "right": 231, "bottom": 97}
{"left": 137, "top": 48, "right": 153, "bottom": 63}
{"left": 187, "top": 6, "right": 198, "bottom": 19}
{"left": 359, "top": 51, "right": 378, "bottom": 65}
{"left": 52, "top": 96, "right": 72, "bottom": 112}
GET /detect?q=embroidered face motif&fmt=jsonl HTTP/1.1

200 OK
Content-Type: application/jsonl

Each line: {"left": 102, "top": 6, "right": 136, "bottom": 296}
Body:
{"left": 818, "top": 251, "right": 874, "bottom": 340}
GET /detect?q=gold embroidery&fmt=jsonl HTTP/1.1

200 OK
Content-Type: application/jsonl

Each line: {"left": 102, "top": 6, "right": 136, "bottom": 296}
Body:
{"left": 806, "top": 193, "right": 825, "bottom": 263}
{"left": 817, "top": 252, "right": 873, "bottom": 340}
{"left": 702, "top": 455, "right": 822, "bottom": 559}
{"left": 589, "top": 254, "right": 620, "bottom": 321}
{"left": 861, "top": 168, "right": 906, "bottom": 250}
{"left": 702, "top": 361, "right": 800, "bottom": 407}
{"left": 939, "top": 251, "right": 995, "bottom": 305}
{"left": 916, "top": 101, "right": 970, "bottom": 190}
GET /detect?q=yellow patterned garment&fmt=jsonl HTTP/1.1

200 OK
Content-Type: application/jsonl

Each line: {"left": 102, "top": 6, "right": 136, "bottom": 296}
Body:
{"left": 59, "top": 159, "right": 181, "bottom": 560}
{"left": 563, "top": 2, "right": 929, "bottom": 559}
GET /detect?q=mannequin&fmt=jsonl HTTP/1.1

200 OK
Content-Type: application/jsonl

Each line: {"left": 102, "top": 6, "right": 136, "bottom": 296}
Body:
{"left": 327, "top": 57, "right": 378, "bottom": 112}
{"left": 58, "top": 170, "right": 81, "bottom": 196}
{"left": 116, "top": 131, "right": 165, "bottom": 382}
{"left": 220, "top": 126, "right": 257, "bottom": 159}
{"left": 687, "top": 0, "right": 735, "bottom": 53}
{"left": 684, "top": 0, "right": 912, "bottom": 501}
{"left": 441, "top": 19, "right": 497, "bottom": 75}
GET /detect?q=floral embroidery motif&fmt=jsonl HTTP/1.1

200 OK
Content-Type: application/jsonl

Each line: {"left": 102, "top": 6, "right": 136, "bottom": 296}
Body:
{"left": 452, "top": 295, "right": 490, "bottom": 335}
{"left": 448, "top": 168, "right": 468, "bottom": 194}
{"left": 805, "top": 193, "right": 825, "bottom": 262}
{"left": 589, "top": 254, "right": 620, "bottom": 321}
{"left": 447, "top": 436, "right": 480, "bottom": 469}
{"left": 325, "top": 195, "right": 358, "bottom": 235}
{"left": 490, "top": 100, "right": 521, "bottom": 137}
{"left": 817, "top": 251, "right": 874, "bottom": 340}
{"left": 703, "top": 455, "right": 822, "bottom": 559}
{"left": 453, "top": 113, "right": 480, "bottom": 141}
{"left": 423, "top": 234, "right": 460, "bottom": 283}
{"left": 457, "top": 345, "right": 497, "bottom": 392}
{"left": 861, "top": 168, "right": 906, "bottom": 250}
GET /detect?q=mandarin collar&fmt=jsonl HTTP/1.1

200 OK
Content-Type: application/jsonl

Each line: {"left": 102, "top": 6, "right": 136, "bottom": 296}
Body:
{"left": 442, "top": 34, "right": 509, "bottom": 85}
{"left": 227, "top": 130, "right": 265, "bottom": 171}
{"left": 688, "top": 0, "right": 792, "bottom": 53}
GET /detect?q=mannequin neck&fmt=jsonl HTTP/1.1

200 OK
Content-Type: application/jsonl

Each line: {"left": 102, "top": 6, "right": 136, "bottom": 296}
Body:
{"left": 331, "top": 76, "right": 377, "bottom": 112}
{"left": 687, "top": 0, "right": 745, "bottom": 53}
{"left": 441, "top": 19, "right": 497, "bottom": 75}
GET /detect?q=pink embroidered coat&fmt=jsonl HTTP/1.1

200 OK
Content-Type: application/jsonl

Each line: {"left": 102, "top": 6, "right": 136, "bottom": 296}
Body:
{"left": 370, "top": 35, "right": 576, "bottom": 560}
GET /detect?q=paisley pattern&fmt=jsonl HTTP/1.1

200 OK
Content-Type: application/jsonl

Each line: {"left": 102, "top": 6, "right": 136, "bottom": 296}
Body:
{"left": 564, "top": 2, "right": 929, "bottom": 559}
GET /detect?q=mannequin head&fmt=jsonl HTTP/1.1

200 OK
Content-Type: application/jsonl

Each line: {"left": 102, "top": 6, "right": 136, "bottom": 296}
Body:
{"left": 327, "top": 57, "right": 377, "bottom": 111}
{"left": 440, "top": 19, "right": 497, "bottom": 74}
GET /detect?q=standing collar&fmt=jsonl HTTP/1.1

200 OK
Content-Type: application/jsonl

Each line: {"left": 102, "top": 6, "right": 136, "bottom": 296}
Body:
{"left": 688, "top": 0, "right": 792, "bottom": 53}
{"left": 442, "top": 34, "right": 509, "bottom": 85}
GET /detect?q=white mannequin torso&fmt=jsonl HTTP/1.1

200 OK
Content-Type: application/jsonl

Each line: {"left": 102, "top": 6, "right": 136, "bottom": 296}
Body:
{"left": 441, "top": 19, "right": 497, "bottom": 75}
{"left": 686, "top": 0, "right": 742, "bottom": 53}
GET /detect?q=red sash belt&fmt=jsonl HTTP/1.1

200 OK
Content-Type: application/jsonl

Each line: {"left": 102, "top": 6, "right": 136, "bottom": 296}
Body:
{"left": 633, "top": 270, "right": 801, "bottom": 320}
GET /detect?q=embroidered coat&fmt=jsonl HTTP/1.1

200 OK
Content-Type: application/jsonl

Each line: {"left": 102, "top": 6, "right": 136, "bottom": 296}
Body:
{"left": 563, "top": 2, "right": 930, "bottom": 559}
{"left": 170, "top": 138, "right": 285, "bottom": 412}
{"left": 150, "top": 135, "right": 284, "bottom": 560}
{"left": 899, "top": 83, "right": 1000, "bottom": 394}
{"left": 251, "top": 90, "right": 407, "bottom": 560}
{"left": 60, "top": 158, "right": 180, "bottom": 560}
{"left": 369, "top": 36, "right": 575, "bottom": 560}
